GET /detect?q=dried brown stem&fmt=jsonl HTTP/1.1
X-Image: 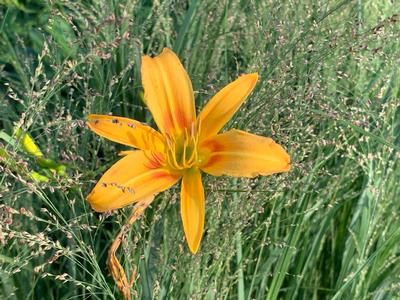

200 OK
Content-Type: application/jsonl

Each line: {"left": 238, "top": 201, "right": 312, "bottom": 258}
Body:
{"left": 107, "top": 196, "right": 154, "bottom": 300}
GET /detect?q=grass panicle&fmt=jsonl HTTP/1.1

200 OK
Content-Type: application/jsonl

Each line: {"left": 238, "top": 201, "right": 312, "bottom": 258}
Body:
{"left": 1, "top": 0, "right": 400, "bottom": 299}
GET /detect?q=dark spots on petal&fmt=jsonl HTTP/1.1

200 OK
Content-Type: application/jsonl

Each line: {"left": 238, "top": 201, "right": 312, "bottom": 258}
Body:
{"left": 102, "top": 182, "right": 134, "bottom": 194}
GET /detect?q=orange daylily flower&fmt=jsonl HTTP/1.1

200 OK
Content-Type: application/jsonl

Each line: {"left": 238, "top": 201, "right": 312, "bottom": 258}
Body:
{"left": 87, "top": 48, "right": 290, "bottom": 254}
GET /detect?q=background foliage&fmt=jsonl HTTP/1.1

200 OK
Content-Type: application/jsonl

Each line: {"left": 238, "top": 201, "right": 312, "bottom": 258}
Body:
{"left": 1, "top": 0, "right": 400, "bottom": 299}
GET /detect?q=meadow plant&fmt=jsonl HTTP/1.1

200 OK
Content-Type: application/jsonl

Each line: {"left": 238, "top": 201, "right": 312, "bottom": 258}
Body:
{"left": 1, "top": 0, "right": 399, "bottom": 299}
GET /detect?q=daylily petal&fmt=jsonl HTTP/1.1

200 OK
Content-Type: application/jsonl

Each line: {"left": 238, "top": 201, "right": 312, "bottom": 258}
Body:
{"left": 199, "top": 129, "right": 290, "bottom": 177}
{"left": 87, "top": 151, "right": 181, "bottom": 212}
{"left": 180, "top": 169, "right": 205, "bottom": 254}
{"left": 141, "top": 48, "right": 196, "bottom": 136}
{"left": 87, "top": 114, "right": 165, "bottom": 152}
{"left": 198, "top": 73, "right": 258, "bottom": 141}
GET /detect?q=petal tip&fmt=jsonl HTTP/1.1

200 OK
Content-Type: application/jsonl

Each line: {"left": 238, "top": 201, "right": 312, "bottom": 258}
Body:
{"left": 242, "top": 73, "right": 259, "bottom": 83}
{"left": 249, "top": 72, "right": 259, "bottom": 79}
{"left": 86, "top": 114, "right": 96, "bottom": 124}
{"left": 162, "top": 47, "right": 173, "bottom": 54}
{"left": 188, "top": 241, "right": 200, "bottom": 254}
{"left": 86, "top": 114, "right": 101, "bottom": 127}
{"left": 87, "top": 187, "right": 115, "bottom": 213}
{"left": 89, "top": 203, "right": 107, "bottom": 213}
{"left": 87, "top": 192, "right": 105, "bottom": 213}
{"left": 141, "top": 55, "right": 153, "bottom": 65}
{"left": 86, "top": 190, "right": 100, "bottom": 212}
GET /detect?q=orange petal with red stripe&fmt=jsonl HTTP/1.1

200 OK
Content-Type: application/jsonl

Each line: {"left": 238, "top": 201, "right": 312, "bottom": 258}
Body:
{"left": 199, "top": 129, "right": 290, "bottom": 177}
{"left": 87, "top": 151, "right": 181, "bottom": 212}
{"left": 141, "top": 48, "right": 196, "bottom": 136}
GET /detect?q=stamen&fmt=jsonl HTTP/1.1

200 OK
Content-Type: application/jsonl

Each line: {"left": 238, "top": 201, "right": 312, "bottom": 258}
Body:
{"left": 196, "top": 118, "right": 202, "bottom": 138}
{"left": 169, "top": 144, "right": 183, "bottom": 170}
{"left": 162, "top": 121, "right": 201, "bottom": 170}
{"left": 182, "top": 128, "right": 189, "bottom": 167}
{"left": 191, "top": 122, "right": 195, "bottom": 139}
{"left": 165, "top": 133, "right": 173, "bottom": 148}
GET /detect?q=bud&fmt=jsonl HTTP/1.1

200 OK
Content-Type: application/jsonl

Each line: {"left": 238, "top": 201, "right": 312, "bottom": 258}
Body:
{"left": 14, "top": 128, "right": 43, "bottom": 157}
{"left": 31, "top": 171, "right": 50, "bottom": 182}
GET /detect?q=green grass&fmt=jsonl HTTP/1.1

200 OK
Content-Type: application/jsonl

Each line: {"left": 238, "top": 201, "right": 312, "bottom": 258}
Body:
{"left": 1, "top": 0, "right": 400, "bottom": 299}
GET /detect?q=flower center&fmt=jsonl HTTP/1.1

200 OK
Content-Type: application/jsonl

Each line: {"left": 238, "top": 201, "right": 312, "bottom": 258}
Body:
{"left": 164, "top": 124, "right": 199, "bottom": 171}
{"left": 144, "top": 121, "right": 203, "bottom": 172}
